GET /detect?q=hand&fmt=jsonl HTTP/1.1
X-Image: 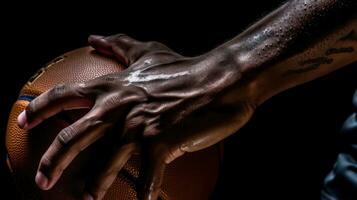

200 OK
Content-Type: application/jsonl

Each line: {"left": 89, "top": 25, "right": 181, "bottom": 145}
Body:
{"left": 17, "top": 34, "right": 256, "bottom": 200}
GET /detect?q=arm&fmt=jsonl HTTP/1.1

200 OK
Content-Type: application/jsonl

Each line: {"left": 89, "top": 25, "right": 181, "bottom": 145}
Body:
{"left": 215, "top": 0, "right": 357, "bottom": 106}
{"left": 17, "top": 1, "right": 357, "bottom": 200}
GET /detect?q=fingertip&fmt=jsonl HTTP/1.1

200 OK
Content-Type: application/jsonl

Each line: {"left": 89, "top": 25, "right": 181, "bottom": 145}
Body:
{"left": 17, "top": 110, "right": 28, "bottom": 129}
{"left": 143, "top": 189, "right": 160, "bottom": 200}
{"left": 88, "top": 35, "right": 114, "bottom": 56}
{"left": 142, "top": 179, "right": 162, "bottom": 200}
{"left": 83, "top": 192, "right": 94, "bottom": 200}
{"left": 35, "top": 171, "right": 50, "bottom": 190}
{"left": 88, "top": 35, "right": 105, "bottom": 43}
{"left": 17, "top": 110, "right": 42, "bottom": 130}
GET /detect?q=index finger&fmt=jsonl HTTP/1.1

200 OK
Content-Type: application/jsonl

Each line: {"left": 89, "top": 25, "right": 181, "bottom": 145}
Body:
{"left": 17, "top": 83, "right": 93, "bottom": 130}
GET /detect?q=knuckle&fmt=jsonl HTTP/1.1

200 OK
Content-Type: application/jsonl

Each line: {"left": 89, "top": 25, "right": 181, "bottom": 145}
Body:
{"left": 73, "top": 82, "right": 89, "bottom": 97}
{"left": 57, "top": 126, "right": 77, "bottom": 146}
{"left": 26, "top": 100, "right": 37, "bottom": 117}
{"left": 112, "top": 33, "right": 127, "bottom": 39}
{"left": 116, "top": 34, "right": 130, "bottom": 41}
{"left": 102, "top": 94, "right": 121, "bottom": 108}
{"left": 82, "top": 114, "right": 104, "bottom": 130}
{"left": 40, "top": 155, "right": 64, "bottom": 178}
{"left": 102, "top": 75, "right": 120, "bottom": 83}
{"left": 39, "top": 154, "right": 64, "bottom": 175}
{"left": 123, "top": 118, "right": 144, "bottom": 141}
{"left": 112, "top": 34, "right": 135, "bottom": 46}
{"left": 145, "top": 41, "right": 164, "bottom": 50}
{"left": 143, "top": 123, "right": 160, "bottom": 137}
{"left": 127, "top": 108, "right": 143, "bottom": 120}
{"left": 83, "top": 80, "right": 109, "bottom": 97}
{"left": 105, "top": 33, "right": 124, "bottom": 43}
{"left": 126, "top": 116, "right": 143, "bottom": 130}
{"left": 48, "top": 84, "right": 67, "bottom": 101}
{"left": 40, "top": 155, "right": 53, "bottom": 169}
{"left": 82, "top": 113, "right": 99, "bottom": 124}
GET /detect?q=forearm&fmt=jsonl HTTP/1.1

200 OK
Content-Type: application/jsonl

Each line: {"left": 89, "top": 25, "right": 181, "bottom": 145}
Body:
{"left": 214, "top": 0, "right": 357, "bottom": 106}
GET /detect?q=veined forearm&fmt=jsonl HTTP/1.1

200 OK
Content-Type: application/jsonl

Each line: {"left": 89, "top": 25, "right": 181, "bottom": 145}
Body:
{"left": 216, "top": 0, "right": 357, "bottom": 106}
{"left": 253, "top": 18, "right": 356, "bottom": 105}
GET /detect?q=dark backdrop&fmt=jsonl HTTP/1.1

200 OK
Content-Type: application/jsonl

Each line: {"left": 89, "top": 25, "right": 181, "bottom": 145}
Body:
{"left": 1, "top": 1, "right": 356, "bottom": 199}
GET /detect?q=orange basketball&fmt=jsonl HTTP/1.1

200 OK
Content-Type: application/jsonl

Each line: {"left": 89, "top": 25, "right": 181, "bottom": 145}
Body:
{"left": 5, "top": 47, "right": 222, "bottom": 200}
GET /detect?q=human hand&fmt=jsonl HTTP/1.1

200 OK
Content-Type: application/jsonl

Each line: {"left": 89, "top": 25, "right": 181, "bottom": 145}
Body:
{"left": 17, "top": 34, "right": 256, "bottom": 200}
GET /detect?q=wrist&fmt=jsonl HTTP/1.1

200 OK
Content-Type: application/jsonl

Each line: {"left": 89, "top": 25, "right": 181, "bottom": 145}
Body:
{"left": 201, "top": 44, "right": 261, "bottom": 109}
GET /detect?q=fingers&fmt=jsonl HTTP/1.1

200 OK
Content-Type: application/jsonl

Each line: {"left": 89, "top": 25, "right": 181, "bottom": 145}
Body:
{"left": 87, "top": 35, "right": 114, "bottom": 57}
{"left": 18, "top": 83, "right": 93, "bottom": 130}
{"left": 142, "top": 158, "right": 166, "bottom": 200}
{"left": 88, "top": 34, "right": 171, "bottom": 65}
{"left": 89, "top": 34, "right": 142, "bottom": 65}
{"left": 84, "top": 143, "right": 138, "bottom": 200}
{"left": 120, "top": 106, "right": 146, "bottom": 141}
{"left": 35, "top": 111, "right": 111, "bottom": 190}
{"left": 142, "top": 144, "right": 167, "bottom": 200}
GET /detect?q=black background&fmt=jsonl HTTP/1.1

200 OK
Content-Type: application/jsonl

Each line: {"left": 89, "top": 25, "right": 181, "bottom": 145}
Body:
{"left": 1, "top": 1, "right": 356, "bottom": 199}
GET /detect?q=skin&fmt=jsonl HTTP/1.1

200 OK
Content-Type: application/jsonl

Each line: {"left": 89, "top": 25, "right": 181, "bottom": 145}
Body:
{"left": 16, "top": 0, "right": 357, "bottom": 199}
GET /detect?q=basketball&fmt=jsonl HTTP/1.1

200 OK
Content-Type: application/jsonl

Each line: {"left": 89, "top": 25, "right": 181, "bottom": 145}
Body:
{"left": 5, "top": 47, "right": 222, "bottom": 200}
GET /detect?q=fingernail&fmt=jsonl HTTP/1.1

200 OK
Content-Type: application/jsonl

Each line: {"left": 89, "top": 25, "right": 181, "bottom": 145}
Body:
{"left": 35, "top": 171, "right": 49, "bottom": 190}
{"left": 88, "top": 35, "right": 105, "bottom": 42}
{"left": 83, "top": 192, "right": 94, "bottom": 200}
{"left": 17, "top": 111, "right": 28, "bottom": 129}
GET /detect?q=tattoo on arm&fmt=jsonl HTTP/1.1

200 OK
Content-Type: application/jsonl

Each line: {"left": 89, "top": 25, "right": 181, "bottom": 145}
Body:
{"left": 284, "top": 57, "right": 334, "bottom": 75}
{"left": 340, "top": 30, "right": 357, "bottom": 41}
{"left": 298, "top": 57, "right": 334, "bottom": 66}
{"left": 325, "top": 47, "right": 354, "bottom": 56}
{"left": 282, "top": 27, "right": 357, "bottom": 76}
{"left": 283, "top": 45, "right": 355, "bottom": 76}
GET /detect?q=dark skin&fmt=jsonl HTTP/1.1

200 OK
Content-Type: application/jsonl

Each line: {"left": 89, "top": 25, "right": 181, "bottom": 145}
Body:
{"left": 17, "top": 0, "right": 357, "bottom": 199}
